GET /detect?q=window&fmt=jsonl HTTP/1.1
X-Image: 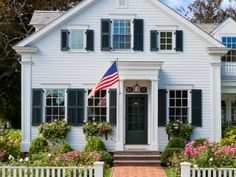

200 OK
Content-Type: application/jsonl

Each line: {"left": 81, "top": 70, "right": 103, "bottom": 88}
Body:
{"left": 169, "top": 90, "right": 188, "bottom": 122}
{"left": 87, "top": 90, "right": 107, "bottom": 122}
{"left": 160, "top": 32, "right": 173, "bottom": 50}
{"left": 113, "top": 20, "right": 131, "bottom": 50}
{"left": 222, "top": 37, "right": 236, "bottom": 48}
{"left": 231, "top": 100, "right": 236, "bottom": 124}
{"left": 70, "top": 30, "right": 85, "bottom": 50}
{"left": 45, "top": 89, "right": 65, "bottom": 122}
{"left": 221, "top": 37, "right": 236, "bottom": 62}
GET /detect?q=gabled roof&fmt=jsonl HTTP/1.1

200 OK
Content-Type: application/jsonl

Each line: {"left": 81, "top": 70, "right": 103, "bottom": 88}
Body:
{"left": 195, "top": 23, "right": 219, "bottom": 35}
{"left": 211, "top": 17, "right": 236, "bottom": 35}
{"left": 16, "top": 0, "right": 225, "bottom": 48}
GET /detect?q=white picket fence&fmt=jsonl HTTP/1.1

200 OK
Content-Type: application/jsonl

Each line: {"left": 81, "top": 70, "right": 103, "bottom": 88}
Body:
{"left": 181, "top": 162, "right": 236, "bottom": 177}
{"left": 0, "top": 162, "right": 104, "bottom": 177}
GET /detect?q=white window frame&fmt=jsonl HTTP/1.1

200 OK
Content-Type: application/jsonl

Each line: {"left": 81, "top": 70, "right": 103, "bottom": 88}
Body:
{"left": 86, "top": 89, "right": 109, "bottom": 122}
{"left": 158, "top": 30, "right": 176, "bottom": 52}
{"left": 66, "top": 25, "right": 88, "bottom": 52}
{"left": 111, "top": 19, "right": 133, "bottom": 51}
{"left": 43, "top": 88, "right": 67, "bottom": 123}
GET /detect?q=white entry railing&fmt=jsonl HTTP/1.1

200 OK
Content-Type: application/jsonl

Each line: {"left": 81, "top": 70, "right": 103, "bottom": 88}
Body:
{"left": 181, "top": 162, "right": 236, "bottom": 177}
{"left": 0, "top": 162, "right": 104, "bottom": 177}
{"left": 221, "top": 62, "right": 236, "bottom": 78}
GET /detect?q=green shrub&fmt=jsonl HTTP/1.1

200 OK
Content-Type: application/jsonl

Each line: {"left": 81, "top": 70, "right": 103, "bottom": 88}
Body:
{"left": 166, "top": 137, "right": 186, "bottom": 149}
{"left": 29, "top": 137, "right": 48, "bottom": 156}
{"left": 49, "top": 143, "right": 73, "bottom": 154}
{"left": 98, "top": 150, "right": 113, "bottom": 165}
{"left": 192, "top": 138, "right": 206, "bottom": 148}
{"left": 39, "top": 119, "right": 70, "bottom": 142}
{"left": 221, "top": 126, "right": 236, "bottom": 146}
{"left": 84, "top": 136, "right": 106, "bottom": 152}
{"left": 161, "top": 148, "right": 183, "bottom": 165}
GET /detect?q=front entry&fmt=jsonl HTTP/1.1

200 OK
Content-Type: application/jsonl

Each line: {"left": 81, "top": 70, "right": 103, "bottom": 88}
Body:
{"left": 126, "top": 94, "right": 148, "bottom": 144}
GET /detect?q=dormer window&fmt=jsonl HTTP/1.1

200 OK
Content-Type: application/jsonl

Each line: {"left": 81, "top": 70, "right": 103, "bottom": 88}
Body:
{"left": 221, "top": 36, "right": 236, "bottom": 62}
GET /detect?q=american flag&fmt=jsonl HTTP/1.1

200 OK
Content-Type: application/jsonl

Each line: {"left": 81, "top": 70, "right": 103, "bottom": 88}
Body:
{"left": 88, "top": 61, "right": 119, "bottom": 98}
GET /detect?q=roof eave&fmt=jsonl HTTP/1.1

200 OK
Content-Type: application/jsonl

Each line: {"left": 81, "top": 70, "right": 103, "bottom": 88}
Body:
{"left": 207, "top": 47, "right": 229, "bottom": 56}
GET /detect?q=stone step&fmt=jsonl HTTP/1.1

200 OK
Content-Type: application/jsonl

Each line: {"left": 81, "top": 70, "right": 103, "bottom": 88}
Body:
{"left": 113, "top": 160, "right": 162, "bottom": 166}
{"left": 113, "top": 154, "right": 161, "bottom": 161}
{"left": 114, "top": 151, "right": 160, "bottom": 155}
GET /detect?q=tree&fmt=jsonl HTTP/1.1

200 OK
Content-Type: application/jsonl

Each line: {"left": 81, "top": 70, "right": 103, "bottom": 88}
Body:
{"left": 187, "top": 0, "right": 236, "bottom": 23}
{"left": 0, "top": 0, "right": 82, "bottom": 128}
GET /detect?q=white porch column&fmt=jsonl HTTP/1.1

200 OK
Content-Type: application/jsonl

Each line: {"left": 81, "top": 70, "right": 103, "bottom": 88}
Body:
{"left": 211, "top": 61, "right": 222, "bottom": 142}
{"left": 14, "top": 47, "right": 37, "bottom": 152}
{"left": 116, "top": 80, "right": 124, "bottom": 150}
{"left": 150, "top": 79, "right": 159, "bottom": 150}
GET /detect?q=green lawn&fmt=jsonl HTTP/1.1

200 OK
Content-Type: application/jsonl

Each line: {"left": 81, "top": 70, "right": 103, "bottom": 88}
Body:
{"left": 104, "top": 167, "right": 112, "bottom": 177}
{"left": 163, "top": 167, "right": 176, "bottom": 177}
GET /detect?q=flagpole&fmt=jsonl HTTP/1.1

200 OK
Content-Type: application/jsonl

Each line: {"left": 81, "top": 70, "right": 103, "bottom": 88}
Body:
{"left": 116, "top": 58, "right": 121, "bottom": 95}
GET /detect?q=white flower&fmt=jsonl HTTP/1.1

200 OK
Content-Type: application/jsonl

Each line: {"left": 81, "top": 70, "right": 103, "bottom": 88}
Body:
{"left": 174, "top": 126, "right": 178, "bottom": 129}
{"left": 209, "top": 157, "right": 213, "bottom": 161}
{"left": 8, "top": 155, "right": 14, "bottom": 160}
{"left": 19, "top": 158, "right": 23, "bottom": 162}
{"left": 193, "top": 165, "right": 198, "bottom": 168}
{"left": 24, "top": 157, "right": 29, "bottom": 162}
{"left": 48, "top": 154, "right": 52, "bottom": 157}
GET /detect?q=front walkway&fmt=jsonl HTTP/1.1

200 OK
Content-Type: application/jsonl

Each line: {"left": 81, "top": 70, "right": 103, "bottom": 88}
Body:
{"left": 111, "top": 166, "right": 167, "bottom": 177}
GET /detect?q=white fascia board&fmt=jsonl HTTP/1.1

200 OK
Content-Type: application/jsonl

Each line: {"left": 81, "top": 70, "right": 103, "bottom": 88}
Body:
{"left": 149, "top": 0, "right": 225, "bottom": 48}
{"left": 16, "top": 0, "right": 97, "bottom": 47}
{"left": 207, "top": 47, "right": 229, "bottom": 56}
{"left": 13, "top": 46, "right": 38, "bottom": 54}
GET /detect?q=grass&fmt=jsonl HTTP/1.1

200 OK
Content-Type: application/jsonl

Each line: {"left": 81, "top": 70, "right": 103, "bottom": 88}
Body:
{"left": 104, "top": 167, "right": 112, "bottom": 177}
{"left": 163, "top": 167, "right": 176, "bottom": 177}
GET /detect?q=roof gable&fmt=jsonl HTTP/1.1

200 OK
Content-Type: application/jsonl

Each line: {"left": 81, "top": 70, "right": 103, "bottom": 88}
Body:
{"left": 211, "top": 17, "right": 236, "bottom": 35}
{"left": 16, "top": 0, "right": 225, "bottom": 48}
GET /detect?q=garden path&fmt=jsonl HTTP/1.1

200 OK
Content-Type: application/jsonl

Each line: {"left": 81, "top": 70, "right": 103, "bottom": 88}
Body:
{"left": 111, "top": 166, "right": 167, "bottom": 177}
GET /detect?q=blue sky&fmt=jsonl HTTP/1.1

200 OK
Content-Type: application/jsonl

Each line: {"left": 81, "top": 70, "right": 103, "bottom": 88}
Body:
{"left": 161, "top": 0, "right": 234, "bottom": 10}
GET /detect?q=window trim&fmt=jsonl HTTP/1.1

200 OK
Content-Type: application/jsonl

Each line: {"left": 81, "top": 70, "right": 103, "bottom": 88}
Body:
{"left": 111, "top": 18, "right": 134, "bottom": 51}
{"left": 86, "top": 89, "right": 109, "bottom": 122}
{"left": 158, "top": 30, "right": 176, "bottom": 52}
{"left": 166, "top": 89, "right": 192, "bottom": 123}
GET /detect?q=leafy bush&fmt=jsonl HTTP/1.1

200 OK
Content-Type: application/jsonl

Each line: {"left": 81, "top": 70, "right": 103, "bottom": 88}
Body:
{"left": 83, "top": 121, "right": 113, "bottom": 138}
{"left": 39, "top": 119, "right": 70, "bottom": 142}
{"left": 161, "top": 148, "right": 183, "bottom": 165}
{"left": 80, "top": 151, "right": 101, "bottom": 166}
{"left": 166, "top": 137, "right": 187, "bottom": 149}
{"left": 84, "top": 136, "right": 106, "bottom": 152}
{"left": 221, "top": 126, "right": 236, "bottom": 146}
{"left": 29, "top": 137, "right": 48, "bottom": 156}
{"left": 49, "top": 143, "right": 73, "bottom": 154}
{"left": 98, "top": 150, "right": 113, "bottom": 165}
{"left": 166, "top": 121, "right": 194, "bottom": 140}
{"left": 0, "top": 129, "right": 22, "bottom": 161}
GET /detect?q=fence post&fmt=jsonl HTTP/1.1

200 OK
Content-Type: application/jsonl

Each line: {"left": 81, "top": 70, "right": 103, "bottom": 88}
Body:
{"left": 94, "top": 161, "right": 104, "bottom": 177}
{"left": 180, "top": 162, "right": 191, "bottom": 177}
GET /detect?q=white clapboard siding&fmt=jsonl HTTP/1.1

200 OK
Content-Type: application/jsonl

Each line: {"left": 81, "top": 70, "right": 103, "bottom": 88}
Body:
{"left": 0, "top": 162, "right": 104, "bottom": 177}
{"left": 29, "top": 0, "right": 217, "bottom": 151}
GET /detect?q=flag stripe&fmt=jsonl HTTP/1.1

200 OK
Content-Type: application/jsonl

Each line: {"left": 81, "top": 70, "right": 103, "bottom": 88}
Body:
{"left": 88, "top": 61, "right": 119, "bottom": 98}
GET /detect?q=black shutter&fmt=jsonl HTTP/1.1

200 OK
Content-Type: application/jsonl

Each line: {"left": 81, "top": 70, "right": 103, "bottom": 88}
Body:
{"left": 158, "top": 89, "right": 167, "bottom": 126}
{"left": 133, "top": 19, "right": 144, "bottom": 51}
{"left": 175, "top": 30, "right": 183, "bottom": 52}
{"left": 86, "top": 30, "right": 94, "bottom": 51}
{"left": 192, "top": 89, "right": 202, "bottom": 127}
{"left": 61, "top": 29, "right": 70, "bottom": 51}
{"left": 109, "top": 89, "right": 117, "bottom": 125}
{"left": 101, "top": 19, "right": 111, "bottom": 51}
{"left": 32, "top": 89, "right": 43, "bottom": 126}
{"left": 67, "top": 89, "right": 85, "bottom": 126}
{"left": 150, "top": 30, "right": 158, "bottom": 51}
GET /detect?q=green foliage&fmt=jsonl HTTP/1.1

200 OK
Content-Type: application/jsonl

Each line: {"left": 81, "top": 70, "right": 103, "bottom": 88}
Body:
{"left": 98, "top": 150, "right": 113, "bottom": 165}
{"left": 49, "top": 143, "right": 73, "bottom": 154}
{"left": 161, "top": 148, "right": 183, "bottom": 165}
{"left": 166, "top": 137, "right": 187, "bottom": 149}
{"left": 166, "top": 121, "right": 194, "bottom": 140}
{"left": 0, "top": 129, "right": 22, "bottom": 161}
{"left": 39, "top": 119, "right": 70, "bottom": 142}
{"left": 84, "top": 136, "right": 106, "bottom": 152}
{"left": 104, "top": 167, "right": 112, "bottom": 177}
{"left": 221, "top": 126, "right": 236, "bottom": 146}
{"left": 29, "top": 137, "right": 48, "bottom": 156}
{"left": 83, "top": 121, "right": 113, "bottom": 138}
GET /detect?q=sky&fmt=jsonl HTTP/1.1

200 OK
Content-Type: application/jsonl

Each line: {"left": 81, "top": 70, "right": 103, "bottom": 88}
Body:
{"left": 161, "top": 0, "right": 235, "bottom": 11}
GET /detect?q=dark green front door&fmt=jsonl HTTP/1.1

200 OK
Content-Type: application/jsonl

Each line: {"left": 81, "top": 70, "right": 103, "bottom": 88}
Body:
{"left": 126, "top": 94, "right": 148, "bottom": 144}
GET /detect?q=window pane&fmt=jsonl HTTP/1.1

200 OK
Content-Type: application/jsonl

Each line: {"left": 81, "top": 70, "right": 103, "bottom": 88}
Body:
{"left": 71, "top": 30, "right": 84, "bottom": 49}
{"left": 160, "top": 32, "right": 173, "bottom": 50}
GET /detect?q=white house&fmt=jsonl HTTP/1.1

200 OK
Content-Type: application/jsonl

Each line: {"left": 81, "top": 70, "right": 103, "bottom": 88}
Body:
{"left": 13, "top": 0, "right": 232, "bottom": 153}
